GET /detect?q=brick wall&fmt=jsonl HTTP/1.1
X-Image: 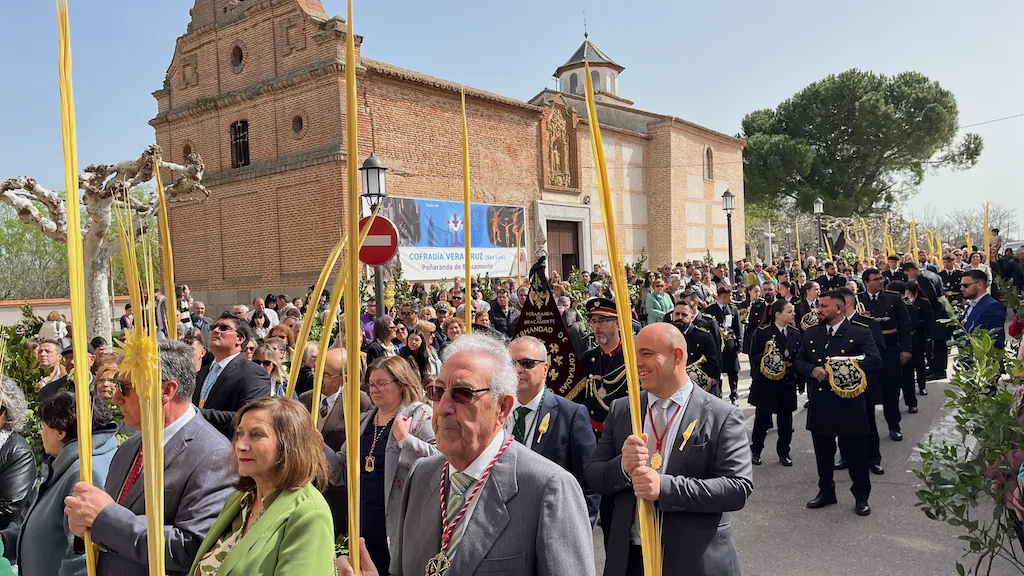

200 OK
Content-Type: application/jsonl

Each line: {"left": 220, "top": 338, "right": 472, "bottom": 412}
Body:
{"left": 156, "top": 0, "right": 745, "bottom": 308}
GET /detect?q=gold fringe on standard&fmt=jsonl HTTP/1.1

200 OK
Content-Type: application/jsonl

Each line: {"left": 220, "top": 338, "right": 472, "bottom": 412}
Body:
{"left": 56, "top": 3, "right": 97, "bottom": 573}
{"left": 583, "top": 62, "right": 662, "bottom": 576}
{"left": 825, "top": 356, "right": 868, "bottom": 399}
{"left": 759, "top": 339, "right": 787, "bottom": 381}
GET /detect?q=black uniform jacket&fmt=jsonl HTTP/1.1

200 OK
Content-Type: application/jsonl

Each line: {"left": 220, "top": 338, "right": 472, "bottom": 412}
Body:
{"left": 748, "top": 323, "right": 802, "bottom": 414}
{"left": 795, "top": 318, "right": 882, "bottom": 437}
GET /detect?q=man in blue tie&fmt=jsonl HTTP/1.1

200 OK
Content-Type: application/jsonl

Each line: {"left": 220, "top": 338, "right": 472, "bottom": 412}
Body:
{"left": 192, "top": 312, "right": 271, "bottom": 437}
{"left": 961, "top": 269, "right": 1006, "bottom": 351}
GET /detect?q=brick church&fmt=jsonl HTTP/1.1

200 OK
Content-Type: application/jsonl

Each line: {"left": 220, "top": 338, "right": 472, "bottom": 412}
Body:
{"left": 154, "top": 0, "right": 745, "bottom": 309}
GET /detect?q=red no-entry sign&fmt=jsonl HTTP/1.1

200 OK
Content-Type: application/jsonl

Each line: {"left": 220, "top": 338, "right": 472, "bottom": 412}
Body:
{"left": 358, "top": 216, "right": 399, "bottom": 266}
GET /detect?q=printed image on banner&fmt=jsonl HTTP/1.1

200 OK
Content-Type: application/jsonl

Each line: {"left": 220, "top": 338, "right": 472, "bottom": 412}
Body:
{"left": 378, "top": 196, "right": 527, "bottom": 281}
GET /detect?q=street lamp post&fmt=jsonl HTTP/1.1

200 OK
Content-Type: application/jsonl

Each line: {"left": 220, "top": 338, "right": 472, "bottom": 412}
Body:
{"left": 359, "top": 153, "right": 388, "bottom": 321}
{"left": 813, "top": 197, "right": 824, "bottom": 256}
{"left": 722, "top": 189, "right": 735, "bottom": 280}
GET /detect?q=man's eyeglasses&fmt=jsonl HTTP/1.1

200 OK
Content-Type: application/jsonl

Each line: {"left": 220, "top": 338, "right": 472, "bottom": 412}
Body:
{"left": 960, "top": 281, "right": 978, "bottom": 289}
{"left": 212, "top": 324, "right": 236, "bottom": 333}
{"left": 116, "top": 380, "right": 134, "bottom": 396}
{"left": 424, "top": 384, "right": 491, "bottom": 404}
{"left": 513, "top": 358, "right": 545, "bottom": 370}
{"left": 589, "top": 316, "right": 615, "bottom": 326}
{"left": 255, "top": 359, "right": 274, "bottom": 368}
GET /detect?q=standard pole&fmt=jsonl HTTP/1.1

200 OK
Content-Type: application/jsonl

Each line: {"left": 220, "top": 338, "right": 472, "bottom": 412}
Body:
{"left": 374, "top": 264, "right": 385, "bottom": 321}
{"left": 817, "top": 214, "right": 823, "bottom": 254}
{"left": 726, "top": 212, "right": 735, "bottom": 277}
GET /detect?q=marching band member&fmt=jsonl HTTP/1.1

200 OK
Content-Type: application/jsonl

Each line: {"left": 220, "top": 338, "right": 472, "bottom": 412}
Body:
{"left": 748, "top": 300, "right": 802, "bottom": 466}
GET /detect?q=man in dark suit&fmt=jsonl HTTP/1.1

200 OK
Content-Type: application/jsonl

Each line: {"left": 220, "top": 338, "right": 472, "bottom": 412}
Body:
{"left": 298, "top": 346, "right": 371, "bottom": 535}
{"left": 507, "top": 336, "right": 597, "bottom": 520}
{"left": 64, "top": 340, "right": 235, "bottom": 576}
{"left": 859, "top": 268, "right": 912, "bottom": 441}
{"left": 586, "top": 323, "right": 753, "bottom": 576}
{"left": 882, "top": 255, "right": 908, "bottom": 285}
{"left": 193, "top": 312, "right": 271, "bottom": 437}
{"left": 817, "top": 261, "right": 844, "bottom": 291}
{"left": 903, "top": 281, "right": 935, "bottom": 395}
{"left": 836, "top": 288, "right": 886, "bottom": 476}
{"left": 671, "top": 302, "right": 722, "bottom": 396}
{"left": 795, "top": 290, "right": 882, "bottom": 516}
{"left": 705, "top": 286, "right": 743, "bottom": 404}
{"left": 962, "top": 269, "right": 1006, "bottom": 350}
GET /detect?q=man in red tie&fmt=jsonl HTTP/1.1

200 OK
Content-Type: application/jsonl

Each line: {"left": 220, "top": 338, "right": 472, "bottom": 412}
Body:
{"left": 63, "top": 341, "right": 235, "bottom": 576}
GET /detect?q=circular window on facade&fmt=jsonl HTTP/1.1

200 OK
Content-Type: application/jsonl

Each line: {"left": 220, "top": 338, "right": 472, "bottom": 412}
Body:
{"left": 291, "top": 112, "right": 308, "bottom": 139}
{"left": 231, "top": 44, "right": 245, "bottom": 73}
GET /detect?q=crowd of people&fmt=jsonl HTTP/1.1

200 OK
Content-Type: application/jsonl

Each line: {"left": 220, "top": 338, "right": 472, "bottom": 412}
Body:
{"left": 0, "top": 234, "right": 1018, "bottom": 576}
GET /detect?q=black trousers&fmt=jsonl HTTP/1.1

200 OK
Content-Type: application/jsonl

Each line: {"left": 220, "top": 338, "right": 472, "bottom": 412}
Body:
{"left": 882, "top": 376, "right": 915, "bottom": 431}
{"left": 930, "top": 337, "right": 949, "bottom": 376}
{"left": 726, "top": 370, "right": 739, "bottom": 399}
{"left": 811, "top": 432, "right": 871, "bottom": 501}
{"left": 627, "top": 544, "right": 645, "bottom": 576}
{"left": 751, "top": 406, "right": 793, "bottom": 457}
{"left": 913, "top": 362, "right": 927, "bottom": 392}
{"left": 866, "top": 411, "right": 882, "bottom": 466}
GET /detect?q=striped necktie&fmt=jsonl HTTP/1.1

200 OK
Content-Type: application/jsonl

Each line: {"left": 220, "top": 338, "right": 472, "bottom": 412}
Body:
{"left": 445, "top": 471, "right": 475, "bottom": 556}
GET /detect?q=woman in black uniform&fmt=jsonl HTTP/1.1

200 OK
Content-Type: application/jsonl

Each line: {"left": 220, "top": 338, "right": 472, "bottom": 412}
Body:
{"left": 748, "top": 299, "right": 802, "bottom": 467}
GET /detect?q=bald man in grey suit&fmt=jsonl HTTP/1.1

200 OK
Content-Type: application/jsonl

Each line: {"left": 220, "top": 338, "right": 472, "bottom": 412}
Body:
{"left": 586, "top": 323, "right": 753, "bottom": 576}
{"left": 338, "top": 332, "right": 595, "bottom": 576}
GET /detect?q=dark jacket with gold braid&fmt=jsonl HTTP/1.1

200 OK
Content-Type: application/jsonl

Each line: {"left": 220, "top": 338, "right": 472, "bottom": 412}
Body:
{"left": 705, "top": 302, "right": 742, "bottom": 374}
{"left": 857, "top": 290, "right": 911, "bottom": 380}
{"left": 679, "top": 323, "right": 721, "bottom": 387}
{"left": 794, "top": 318, "right": 883, "bottom": 437}
{"left": 748, "top": 323, "right": 802, "bottom": 414}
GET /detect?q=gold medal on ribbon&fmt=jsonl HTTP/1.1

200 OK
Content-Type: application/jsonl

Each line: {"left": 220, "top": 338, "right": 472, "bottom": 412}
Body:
{"left": 425, "top": 551, "right": 451, "bottom": 576}
{"left": 364, "top": 455, "right": 375, "bottom": 473}
{"left": 650, "top": 453, "right": 663, "bottom": 471}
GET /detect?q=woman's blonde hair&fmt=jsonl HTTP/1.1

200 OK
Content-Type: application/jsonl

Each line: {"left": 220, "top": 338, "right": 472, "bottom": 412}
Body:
{"left": 232, "top": 397, "right": 329, "bottom": 491}
{"left": 366, "top": 356, "right": 424, "bottom": 405}
{"left": 46, "top": 311, "right": 63, "bottom": 322}
{"left": 252, "top": 344, "right": 287, "bottom": 385}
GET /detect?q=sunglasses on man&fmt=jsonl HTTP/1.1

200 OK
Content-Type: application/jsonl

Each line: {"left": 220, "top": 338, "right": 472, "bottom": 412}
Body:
{"left": 424, "top": 384, "right": 491, "bottom": 404}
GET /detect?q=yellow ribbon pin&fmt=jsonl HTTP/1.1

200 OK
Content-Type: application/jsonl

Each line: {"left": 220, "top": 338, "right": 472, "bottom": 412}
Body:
{"left": 678, "top": 419, "right": 698, "bottom": 451}
{"left": 536, "top": 413, "right": 551, "bottom": 443}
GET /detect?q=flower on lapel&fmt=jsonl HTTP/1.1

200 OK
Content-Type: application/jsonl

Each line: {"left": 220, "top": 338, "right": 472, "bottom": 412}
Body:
{"left": 536, "top": 413, "right": 551, "bottom": 443}
{"left": 678, "top": 419, "right": 699, "bottom": 451}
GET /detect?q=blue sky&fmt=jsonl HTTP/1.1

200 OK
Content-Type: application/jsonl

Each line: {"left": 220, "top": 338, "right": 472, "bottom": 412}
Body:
{"left": 1, "top": 0, "right": 1020, "bottom": 221}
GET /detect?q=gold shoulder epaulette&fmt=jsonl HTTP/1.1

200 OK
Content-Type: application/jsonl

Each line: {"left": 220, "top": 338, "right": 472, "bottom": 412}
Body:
{"left": 852, "top": 320, "right": 869, "bottom": 328}
{"left": 696, "top": 325, "right": 711, "bottom": 334}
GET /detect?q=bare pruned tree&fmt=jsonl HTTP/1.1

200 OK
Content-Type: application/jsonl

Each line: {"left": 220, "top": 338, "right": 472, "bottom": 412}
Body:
{"left": 0, "top": 145, "right": 208, "bottom": 340}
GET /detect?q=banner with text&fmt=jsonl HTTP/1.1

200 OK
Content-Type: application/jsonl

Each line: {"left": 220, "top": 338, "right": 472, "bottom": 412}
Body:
{"left": 378, "top": 196, "right": 527, "bottom": 281}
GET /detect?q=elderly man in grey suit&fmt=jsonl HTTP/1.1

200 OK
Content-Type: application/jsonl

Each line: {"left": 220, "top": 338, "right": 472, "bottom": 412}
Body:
{"left": 338, "top": 332, "right": 595, "bottom": 576}
{"left": 586, "top": 323, "right": 753, "bottom": 576}
{"left": 64, "top": 340, "right": 235, "bottom": 576}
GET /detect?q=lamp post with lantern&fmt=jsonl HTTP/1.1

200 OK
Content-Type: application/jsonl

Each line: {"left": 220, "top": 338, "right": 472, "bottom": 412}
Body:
{"left": 722, "top": 189, "right": 736, "bottom": 280}
{"left": 359, "top": 153, "right": 388, "bottom": 320}
{"left": 813, "top": 197, "right": 825, "bottom": 256}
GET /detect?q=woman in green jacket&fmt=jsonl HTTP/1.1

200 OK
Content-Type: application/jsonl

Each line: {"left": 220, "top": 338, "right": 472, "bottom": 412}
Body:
{"left": 645, "top": 277, "right": 674, "bottom": 325}
{"left": 189, "top": 397, "right": 335, "bottom": 576}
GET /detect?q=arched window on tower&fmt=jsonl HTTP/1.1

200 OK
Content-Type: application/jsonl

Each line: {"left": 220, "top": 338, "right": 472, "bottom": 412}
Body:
{"left": 568, "top": 73, "right": 578, "bottom": 94}
{"left": 591, "top": 70, "right": 600, "bottom": 91}
{"left": 705, "top": 148, "right": 714, "bottom": 180}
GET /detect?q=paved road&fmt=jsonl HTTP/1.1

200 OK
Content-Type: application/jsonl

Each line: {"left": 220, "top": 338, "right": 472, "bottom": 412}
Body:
{"left": 592, "top": 357, "right": 1002, "bottom": 575}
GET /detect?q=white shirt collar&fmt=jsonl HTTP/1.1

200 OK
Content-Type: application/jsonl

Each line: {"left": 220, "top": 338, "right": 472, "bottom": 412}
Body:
{"left": 653, "top": 378, "right": 694, "bottom": 408}
{"left": 450, "top": 429, "right": 507, "bottom": 479}
{"left": 214, "top": 352, "right": 240, "bottom": 370}
{"left": 514, "top": 387, "right": 546, "bottom": 412}
{"left": 775, "top": 322, "right": 789, "bottom": 333}
{"left": 163, "top": 404, "right": 197, "bottom": 447}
